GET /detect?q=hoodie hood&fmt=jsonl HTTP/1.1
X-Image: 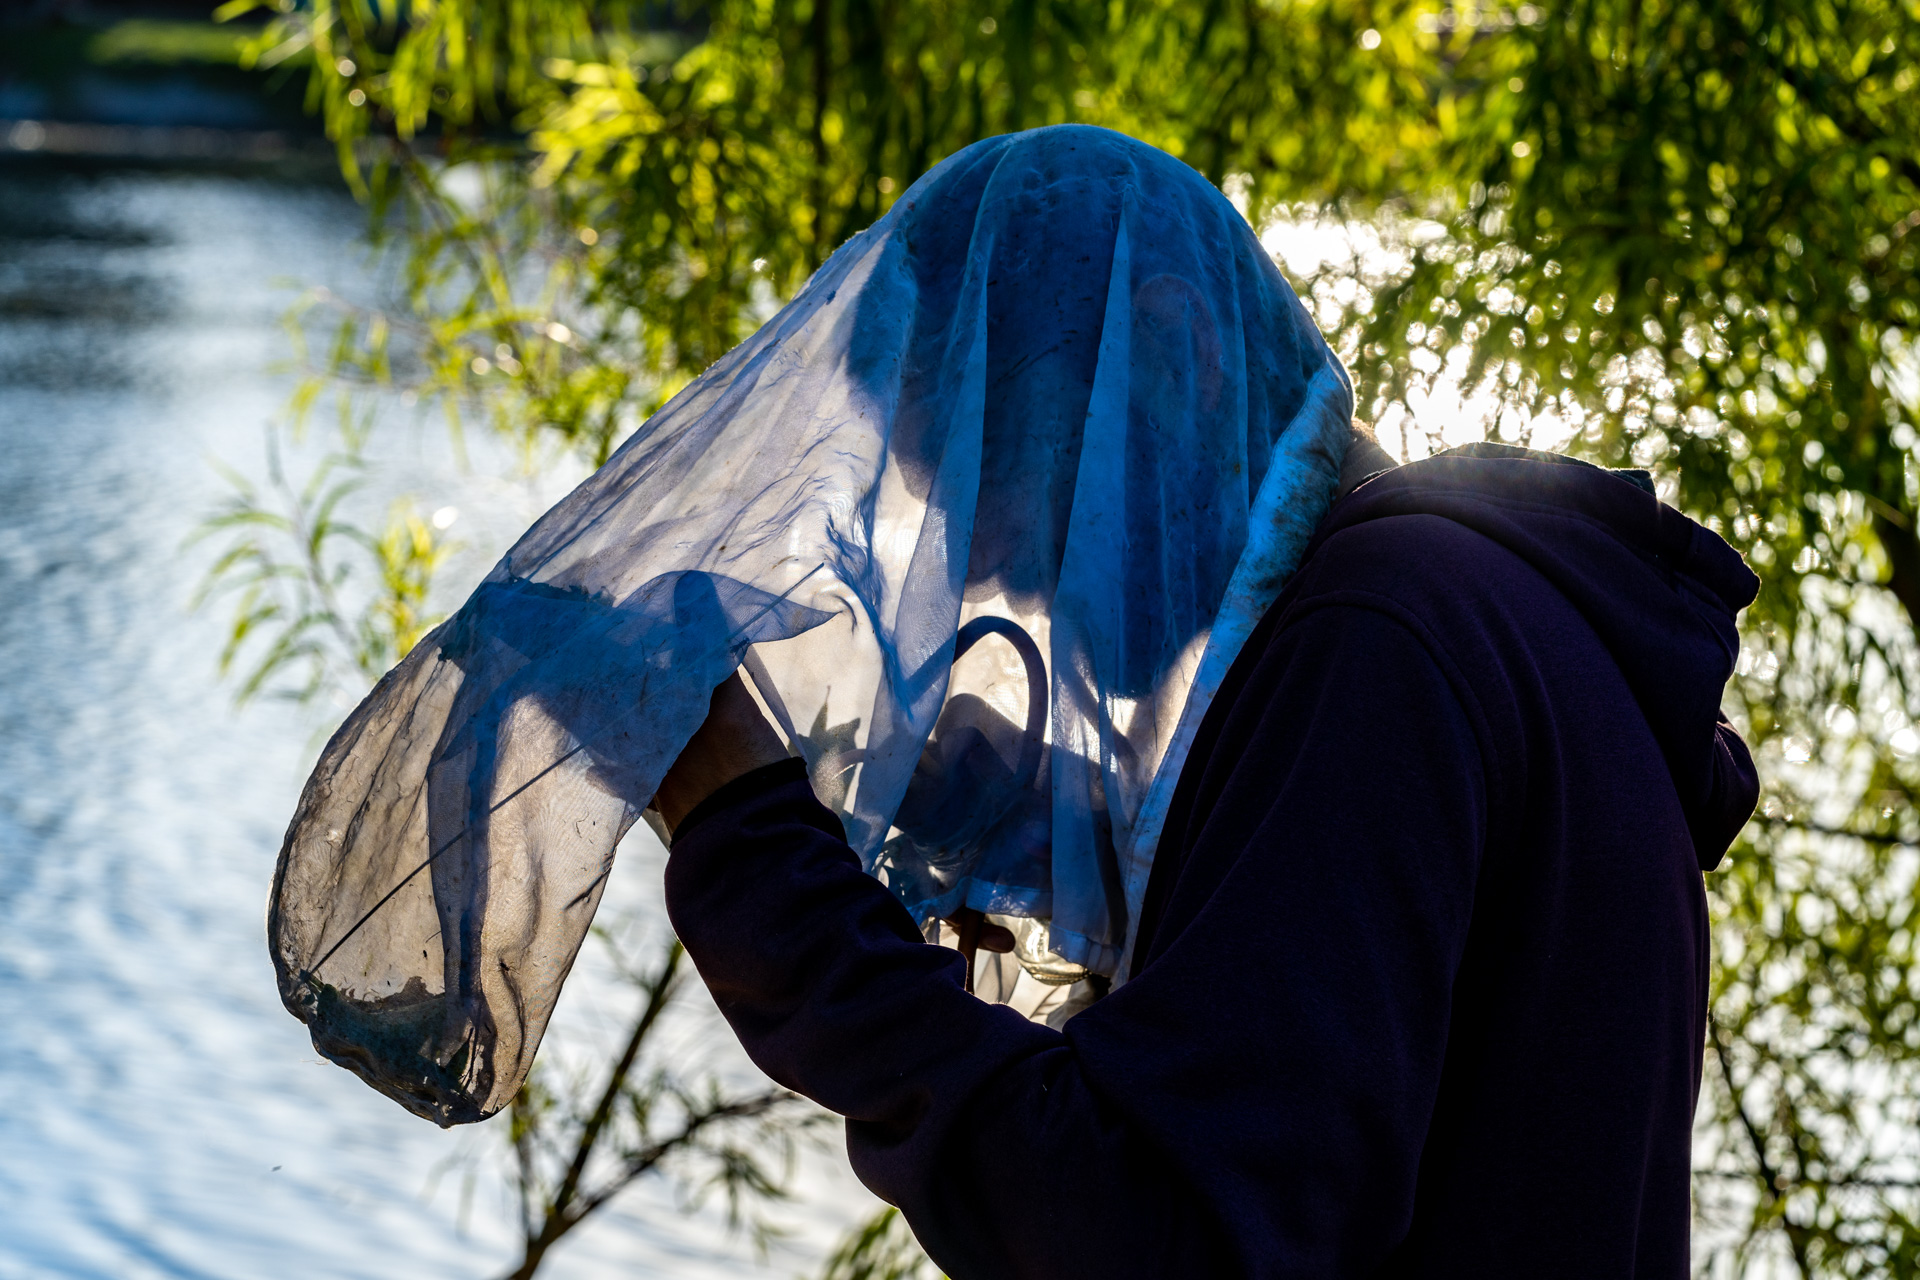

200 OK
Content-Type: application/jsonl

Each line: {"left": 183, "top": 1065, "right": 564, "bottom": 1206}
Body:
{"left": 1317, "top": 443, "right": 1760, "bottom": 871}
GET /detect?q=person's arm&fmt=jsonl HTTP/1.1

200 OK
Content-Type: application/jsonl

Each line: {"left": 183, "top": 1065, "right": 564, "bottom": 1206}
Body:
{"left": 663, "top": 602, "right": 1487, "bottom": 1278}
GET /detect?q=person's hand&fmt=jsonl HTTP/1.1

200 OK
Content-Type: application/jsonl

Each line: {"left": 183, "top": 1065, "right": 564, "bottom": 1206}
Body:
{"left": 654, "top": 673, "right": 1016, "bottom": 957}
{"left": 944, "top": 908, "right": 1016, "bottom": 955}
{"left": 652, "top": 672, "right": 790, "bottom": 834}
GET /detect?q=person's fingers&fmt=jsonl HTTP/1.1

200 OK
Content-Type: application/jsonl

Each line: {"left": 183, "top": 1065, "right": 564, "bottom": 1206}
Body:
{"left": 977, "top": 922, "right": 1016, "bottom": 953}
{"left": 943, "top": 913, "right": 1017, "bottom": 953}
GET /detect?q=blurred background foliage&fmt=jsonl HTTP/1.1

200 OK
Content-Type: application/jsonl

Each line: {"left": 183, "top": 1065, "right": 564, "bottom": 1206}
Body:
{"left": 186, "top": 0, "right": 1920, "bottom": 1274}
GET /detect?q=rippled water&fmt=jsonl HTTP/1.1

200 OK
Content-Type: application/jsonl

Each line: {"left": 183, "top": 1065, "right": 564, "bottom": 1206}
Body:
{"left": 0, "top": 169, "right": 868, "bottom": 1280}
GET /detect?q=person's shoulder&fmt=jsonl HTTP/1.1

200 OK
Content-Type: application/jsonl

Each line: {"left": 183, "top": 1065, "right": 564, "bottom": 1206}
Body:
{"left": 1269, "top": 504, "right": 1596, "bottom": 716}
{"left": 1285, "top": 509, "right": 1539, "bottom": 617}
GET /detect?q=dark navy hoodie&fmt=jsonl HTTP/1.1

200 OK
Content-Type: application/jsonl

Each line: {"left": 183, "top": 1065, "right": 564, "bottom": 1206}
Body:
{"left": 663, "top": 448, "right": 1760, "bottom": 1278}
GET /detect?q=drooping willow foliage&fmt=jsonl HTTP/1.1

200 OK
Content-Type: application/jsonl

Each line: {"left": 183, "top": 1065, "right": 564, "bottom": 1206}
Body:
{"left": 208, "top": 0, "right": 1920, "bottom": 1274}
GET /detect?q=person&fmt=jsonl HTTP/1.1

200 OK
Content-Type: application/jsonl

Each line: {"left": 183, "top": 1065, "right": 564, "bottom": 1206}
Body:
{"left": 650, "top": 232, "right": 1759, "bottom": 1280}
{"left": 271, "top": 120, "right": 1754, "bottom": 1272}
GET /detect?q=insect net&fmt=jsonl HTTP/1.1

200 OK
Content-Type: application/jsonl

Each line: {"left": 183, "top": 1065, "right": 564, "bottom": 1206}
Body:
{"left": 268, "top": 124, "right": 1353, "bottom": 1125}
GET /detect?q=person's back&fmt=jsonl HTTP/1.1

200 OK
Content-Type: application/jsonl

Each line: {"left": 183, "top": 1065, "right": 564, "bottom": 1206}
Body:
{"left": 662, "top": 443, "right": 1758, "bottom": 1277}
{"left": 1109, "top": 444, "right": 1754, "bottom": 1275}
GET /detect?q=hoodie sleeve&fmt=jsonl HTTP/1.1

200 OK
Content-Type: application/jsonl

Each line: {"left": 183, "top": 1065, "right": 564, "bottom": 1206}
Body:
{"left": 663, "top": 602, "right": 1487, "bottom": 1279}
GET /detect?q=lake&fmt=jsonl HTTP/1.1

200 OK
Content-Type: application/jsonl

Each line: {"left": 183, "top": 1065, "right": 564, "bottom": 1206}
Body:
{"left": 0, "top": 165, "right": 870, "bottom": 1280}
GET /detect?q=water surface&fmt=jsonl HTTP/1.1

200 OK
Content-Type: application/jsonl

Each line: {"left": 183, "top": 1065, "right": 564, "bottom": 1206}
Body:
{"left": 0, "top": 167, "right": 866, "bottom": 1280}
